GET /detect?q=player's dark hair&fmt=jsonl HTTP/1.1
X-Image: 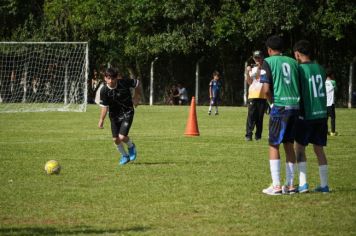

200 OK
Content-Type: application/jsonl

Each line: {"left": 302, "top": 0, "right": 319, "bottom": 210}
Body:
{"left": 293, "top": 40, "right": 312, "bottom": 57}
{"left": 105, "top": 67, "right": 119, "bottom": 78}
{"left": 212, "top": 70, "right": 220, "bottom": 77}
{"left": 326, "top": 67, "right": 335, "bottom": 77}
{"left": 265, "top": 35, "right": 284, "bottom": 51}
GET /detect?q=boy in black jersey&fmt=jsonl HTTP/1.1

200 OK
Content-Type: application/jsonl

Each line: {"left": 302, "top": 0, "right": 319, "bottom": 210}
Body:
{"left": 98, "top": 68, "right": 141, "bottom": 165}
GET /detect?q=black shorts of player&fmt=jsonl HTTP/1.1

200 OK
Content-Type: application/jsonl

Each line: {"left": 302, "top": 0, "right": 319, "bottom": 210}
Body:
{"left": 295, "top": 118, "right": 327, "bottom": 147}
{"left": 109, "top": 111, "right": 134, "bottom": 137}
{"left": 268, "top": 106, "right": 298, "bottom": 145}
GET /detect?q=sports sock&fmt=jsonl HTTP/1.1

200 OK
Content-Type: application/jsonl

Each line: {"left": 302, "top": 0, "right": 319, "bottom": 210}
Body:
{"left": 285, "top": 162, "right": 294, "bottom": 186}
{"left": 298, "top": 162, "right": 307, "bottom": 186}
{"left": 208, "top": 105, "right": 212, "bottom": 112}
{"left": 116, "top": 143, "right": 127, "bottom": 156}
{"left": 270, "top": 159, "right": 281, "bottom": 186}
{"left": 319, "top": 165, "right": 328, "bottom": 187}
{"left": 215, "top": 106, "right": 218, "bottom": 113}
{"left": 125, "top": 139, "right": 134, "bottom": 148}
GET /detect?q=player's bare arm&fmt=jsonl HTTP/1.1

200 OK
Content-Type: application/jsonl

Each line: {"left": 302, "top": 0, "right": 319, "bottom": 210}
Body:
{"left": 245, "top": 66, "right": 253, "bottom": 85}
{"left": 98, "top": 106, "right": 108, "bottom": 129}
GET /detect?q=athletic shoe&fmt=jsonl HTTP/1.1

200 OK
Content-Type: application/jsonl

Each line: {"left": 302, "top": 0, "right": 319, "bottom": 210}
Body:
{"left": 119, "top": 155, "right": 130, "bottom": 165}
{"left": 298, "top": 183, "right": 309, "bottom": 193}
{"left": 215, "top": 112, "right": 219, "bottom": 115}
{"left": 313, "top": 185, "right": 330, "bottom": 193}
{"left": 128, "top": 143, "right": 137, "bottom": 161}
{"left": 330, "top": 132, "right": 338, "bottom": 136}
{"left": 208, "top": 111, "right": 211, "bottom": 115}
{"left": 282, "top": 185, "right": 297, "bottom": 195}
{"left": 262, "top": 185, "right": 282, "bottom": 195}
{"left": 245, "top": 136, "right": 252, "bottom": 141}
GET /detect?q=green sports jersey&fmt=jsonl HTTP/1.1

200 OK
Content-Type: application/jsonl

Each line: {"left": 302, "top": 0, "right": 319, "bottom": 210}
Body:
{"left": 298, "top": 62, "right": 327, "bottom": 120}
{"left": 264, "top": 55, "right": 300, "bottom": 107}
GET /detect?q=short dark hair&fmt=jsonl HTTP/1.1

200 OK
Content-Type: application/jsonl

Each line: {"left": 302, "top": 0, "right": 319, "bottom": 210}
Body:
{"left": 212, "top": 70, "right": 220, "bottom": 77}
{"left": 293, "top": 40, "right": 312, "bottom": 57}
{"left": 265, "top": 35, "right": 284, "bottom": 51}
{"left": 104, "top": 67, "right": 119, "bottom": 78}
{"left": 326, "top": 68, "right": 334, "bottom": 77}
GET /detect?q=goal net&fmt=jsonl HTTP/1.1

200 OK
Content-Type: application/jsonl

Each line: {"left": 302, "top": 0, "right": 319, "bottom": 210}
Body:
{"left": 0, "top": 42, "right": 88, "bottom": 113}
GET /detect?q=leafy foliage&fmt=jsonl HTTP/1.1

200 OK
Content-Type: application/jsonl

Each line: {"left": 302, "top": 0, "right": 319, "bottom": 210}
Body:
{"left": 1, "top": 0, "right": 355, "bottom": 104}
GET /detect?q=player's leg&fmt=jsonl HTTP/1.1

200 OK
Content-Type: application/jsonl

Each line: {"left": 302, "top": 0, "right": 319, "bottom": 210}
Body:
{"left": 111, "top": 120, "right": 130, "bottom": 165}
{"left": 214, "top": 97, "right": 219, "bottom": 115}
{"left": 283, "top": 142, "right": 297, "bottom": 193}
{"left": 313, "top": 145, "right": 329, "bottom": 192}
{"left": 119, "top": 115, "right": 137, "bottom": 162}
{"left": 262, "top": 111, "right": 285, "bottom": 195}
{"left": 295, "top": 142, "right": 308, "bottom": 193}
{"left": 255, "top": 100, "right": 266, "bottom": 140}
{"left": 245, "top": 101, "right": 255, "bottom": 141}
{"left": 208, "top": 99, "right": 213, "bottom": 115}
{"left": 262, "top": 144, "right": 282, "bottom": 195}
{"left": 330, "top": 104, "right": 336, "bottom": 135}
{"left": 312, "top": 119, "right": 329, "bottom": 192}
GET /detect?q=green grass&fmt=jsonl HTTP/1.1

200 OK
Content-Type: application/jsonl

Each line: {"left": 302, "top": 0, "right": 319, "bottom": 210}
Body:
{"left": 0, "top": 105, "right": 355, "bottom": 235}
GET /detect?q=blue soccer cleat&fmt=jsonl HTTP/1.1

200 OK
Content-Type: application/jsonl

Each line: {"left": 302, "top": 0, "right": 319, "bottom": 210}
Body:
{"left": 298, "top": 183, "right": 309, "bottom": 193}
{"left": 119, "top": 155, "right": 130, "bottom": 165}
{"left": 314, "top": 185, "right": 330, "bottom": 193}
{"left": 128, "top": 143, "right": 137, "bottom": 161}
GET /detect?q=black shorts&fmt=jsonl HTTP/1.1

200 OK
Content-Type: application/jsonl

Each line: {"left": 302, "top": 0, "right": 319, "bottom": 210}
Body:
{"left": 295, "top": 118, "right": 327, "bottom": 146}
{"left": 110, "top": 112, "right": 134, "bottom": 137}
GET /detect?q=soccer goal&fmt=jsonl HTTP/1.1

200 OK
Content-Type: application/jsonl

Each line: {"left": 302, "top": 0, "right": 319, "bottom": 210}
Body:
{"left": 0, "top": 42, "right": 88, "bottom": 113}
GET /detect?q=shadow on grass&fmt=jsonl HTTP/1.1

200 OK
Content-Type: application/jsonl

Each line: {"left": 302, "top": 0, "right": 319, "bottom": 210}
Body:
{"left": 134, "top": 162, "right": 177, "bottom": 166}
{"left": 0, "top": 226, "right": 149, "bottom": 235}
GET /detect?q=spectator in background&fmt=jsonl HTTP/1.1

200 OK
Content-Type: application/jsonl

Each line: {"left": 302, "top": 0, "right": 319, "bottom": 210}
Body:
{"left": 325, "top": 68, "right": 338, "bottom": 136}
{"left": 177, "top": 83, "right": 188, "bottom": 105}
{"left": 169, "top": 84, "right": 180, "bottom": 105}
{"left": 244, "top": 51, "right": 268, "bottom": 140}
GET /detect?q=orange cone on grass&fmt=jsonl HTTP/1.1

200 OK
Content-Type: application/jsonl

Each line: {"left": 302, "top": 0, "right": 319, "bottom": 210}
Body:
{"left": 184, "top": 97, "right": 200, "bottom": 136}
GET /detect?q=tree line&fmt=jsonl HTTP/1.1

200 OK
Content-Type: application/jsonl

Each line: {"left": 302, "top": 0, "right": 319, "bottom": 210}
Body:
{"left": 1, "top": 0, "right": 355, "bottom": 105}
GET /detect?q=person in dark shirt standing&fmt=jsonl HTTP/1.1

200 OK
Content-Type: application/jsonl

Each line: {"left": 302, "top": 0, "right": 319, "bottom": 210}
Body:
{"left": 98, "top": 67, "right": 141, "bottom": 165}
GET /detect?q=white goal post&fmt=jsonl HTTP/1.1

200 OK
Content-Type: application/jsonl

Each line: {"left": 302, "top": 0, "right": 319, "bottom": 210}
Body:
{"left": 0, "top": 42, "right": 88, "bottom": 112}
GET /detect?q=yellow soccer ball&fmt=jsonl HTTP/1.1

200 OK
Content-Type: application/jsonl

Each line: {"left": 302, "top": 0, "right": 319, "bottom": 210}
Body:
{"left": 44, "top": 160, "right": 61, "bottom": 175}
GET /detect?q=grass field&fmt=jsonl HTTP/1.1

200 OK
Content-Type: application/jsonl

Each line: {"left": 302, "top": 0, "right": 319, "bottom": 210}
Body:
{"left": 0, "top": 105, "right": 355, "bottom": 235}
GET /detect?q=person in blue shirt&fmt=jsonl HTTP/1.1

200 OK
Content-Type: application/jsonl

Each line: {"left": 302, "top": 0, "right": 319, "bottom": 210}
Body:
{"left": 208, "top": 71, "right": 223, "bottom": 115}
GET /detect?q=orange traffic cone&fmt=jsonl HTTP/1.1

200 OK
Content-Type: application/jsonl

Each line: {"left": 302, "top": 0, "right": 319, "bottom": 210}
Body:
{"left": 184, "top": 97, "right": 200, "bottom": 136}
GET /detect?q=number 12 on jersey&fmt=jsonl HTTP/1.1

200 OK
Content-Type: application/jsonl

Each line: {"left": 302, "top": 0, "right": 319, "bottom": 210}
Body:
{"left": 310, "top": 75, "right": 325, "bottom": 98}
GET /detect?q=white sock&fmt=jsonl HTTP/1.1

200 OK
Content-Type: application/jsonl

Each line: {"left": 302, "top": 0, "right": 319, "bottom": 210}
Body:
{"left": 116, "top": 143, "right": 127, "bottom": 156}
{"left": 125, "top": 139, "right": 134, "bottom": 148}
{"left": 319, "top": 165, "right": 328, "bottom": 187}
{"left": 270, "top": 159, "right": 281, "bottom": 186}
{"left": 285, "top": 162, "right": 294, "bottom": 186}
{"left": 209, "top": 105, "right": 212, "bottom": 112}
{"left": 215, "top": 106, "right": 218, "bottom": 113}
{"left": 298, "top": 162, "right": 307, "bottom": 186}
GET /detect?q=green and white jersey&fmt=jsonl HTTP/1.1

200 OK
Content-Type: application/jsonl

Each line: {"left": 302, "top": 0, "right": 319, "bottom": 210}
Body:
{"left": 325, "top": 79, "right": 337, "bottom": 106}
{"left": 298, "top": 62, "right": 327, "bottom": 120}
{"left": 262, "top": 55, "right": 300, "bottom": 107}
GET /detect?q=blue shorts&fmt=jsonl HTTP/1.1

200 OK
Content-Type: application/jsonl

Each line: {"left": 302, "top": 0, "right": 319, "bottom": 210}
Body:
{"left": 295, "top": 118, "right": 327, "bottom": 146}
{"left": 268, "top": 106, "right": 298, "bottom": 145}
{"left": 210, "top": 96, "right": 220, "bottom": 106}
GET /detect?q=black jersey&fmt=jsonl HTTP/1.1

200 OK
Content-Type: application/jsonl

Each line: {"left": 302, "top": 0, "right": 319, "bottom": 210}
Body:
{"left": 99, "top": 78, "right": 139, "bottom": 119}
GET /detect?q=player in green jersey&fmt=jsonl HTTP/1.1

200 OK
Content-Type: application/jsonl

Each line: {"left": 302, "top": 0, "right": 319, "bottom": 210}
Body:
{"left": 293, "top": 40, "right": 330, "bottom": 193}
{"left": 260, "top": 35, "right": 300, "bottom": 195}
